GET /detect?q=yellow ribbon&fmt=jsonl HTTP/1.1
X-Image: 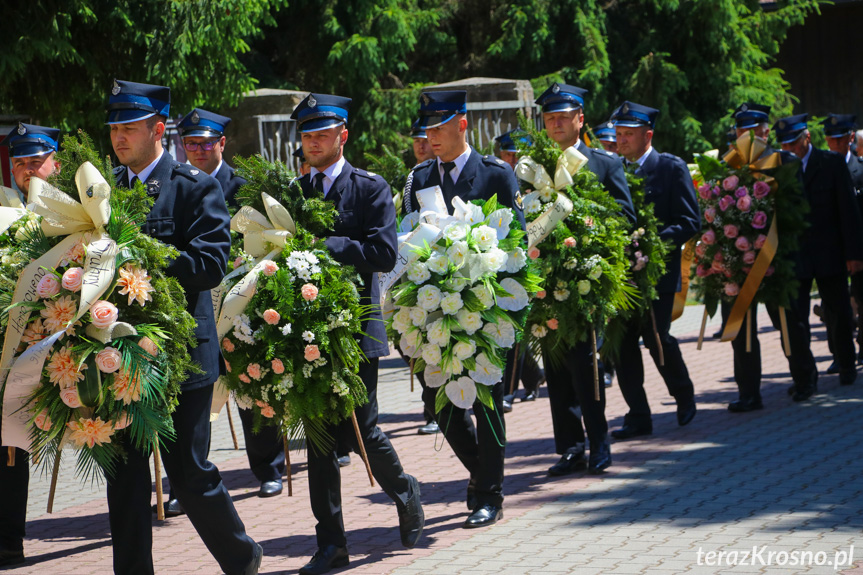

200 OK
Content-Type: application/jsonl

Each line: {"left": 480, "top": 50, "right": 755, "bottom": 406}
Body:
{"left": 210, "top": 193, "right": 296, "bottom": 420}
{"left": 722, "top": 131, "right": 780, "bottom": 189}
{"left": 672, "top": 239, "right": 696, "bottom": 322}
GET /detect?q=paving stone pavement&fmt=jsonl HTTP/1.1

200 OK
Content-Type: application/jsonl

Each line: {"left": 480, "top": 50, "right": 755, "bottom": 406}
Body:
{"left": 6, "top": 303, "right": 863, "bottom": 574}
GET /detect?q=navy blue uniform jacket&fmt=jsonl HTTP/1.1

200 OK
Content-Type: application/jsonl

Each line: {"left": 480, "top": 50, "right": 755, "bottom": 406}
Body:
{"left": 638, "top": 149, "right": 701, "bottom": 293}
{"left": 300, "top": 161, "right": 397, "bottom": 359}
{"left": 214, "top": 162, "right": 246, "bottom": 209}
{"left": 578, "top": 143, "right": 636, "bottom": 225}
{"left": 404, "top": 147, "right": 526, "bottom": 229}
{"left": 797, "top": 147, "right": 863, "bottom": 278}
{"left": 846, "top": 153, "right": 863, "bottom": 219}
{"left": 114, "top": 152, "right": 231, "bottom": 390}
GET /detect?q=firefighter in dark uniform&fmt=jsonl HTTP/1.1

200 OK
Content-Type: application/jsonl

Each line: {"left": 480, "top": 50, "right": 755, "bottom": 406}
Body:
{"left": 595, "top": 121, "right": 618, "bottom": 154}
{"left": 105, "top": 79, "right": 262, "bottom": 575}
{"left": 291, "top": 93, "right": 423, "bottom": 575}
{"left": 534, "top": 83, "right": 635, "bottom": 476}
{"left": 610, "top": 101, "right": 700, "bottom": 440}
{"left": 403, "top": 90, "right": 524, "bottom": 529}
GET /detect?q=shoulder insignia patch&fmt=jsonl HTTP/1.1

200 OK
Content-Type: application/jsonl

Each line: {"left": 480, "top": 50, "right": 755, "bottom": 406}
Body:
{"left": 190, "top": 169, "right": 200, "bottom": 176}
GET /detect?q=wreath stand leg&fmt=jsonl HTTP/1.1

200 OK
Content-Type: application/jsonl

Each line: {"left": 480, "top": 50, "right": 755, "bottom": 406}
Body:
{"left": 508, "top": 342, "right": 520, "bottom": 396}
{"left": 779, "top": 306, "right": 792, "bottom": 357}
{"left": 283, "top": 437, "right": 293, "bottom": 496}
{"left": 746, "top": 309, "right": 752, "bottom": 353}
{"left": 409, "top": 359, "right": 414, "bottom": 393}
{"left": 47, "top": 451, "right": 61, "bottom": 514}
{"left": 153, "top": 442, "right": 165, "bottom": 521}
{"left": 697, "top": 308, "right": 708, "bottom": 350}
{"left": 351, "top": 411, "right": 375, "bottom": 487}
{"left": 591, "top": 328, "right": 600, "bottom": 402}
{"left": 226, "top": 401, "right": 239, "bottom": 450}
{"left": 650, "top": 305, "right": 664, "bottom": 366}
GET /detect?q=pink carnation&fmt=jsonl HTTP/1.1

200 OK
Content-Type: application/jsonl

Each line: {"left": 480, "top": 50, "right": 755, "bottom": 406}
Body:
{"left": 701, "top": 230, "right": 716, "bottom": 245}
{"left": 256, "top": 400, "right": 275, "bottom": 418}
{"left": 95, "top": 347, "right": 122, "bottom": 373}
{"left": 301, "top": 283, "right": 319, "bottom": 301}
{"left": 263, "top": 309, "right": 281, "bottom": 325}
{"left": 719, "top": 195, "right": 735, "bottom": 212}
{"left": 754, "top": 234, "right": 768, "bottom": 250}
{"left": 90, "top": 301, "right": 118, "bottom": 329}
{"left": 62, "top": 267, "right": 84, "bottom": 292}
{"left": 238, "top": 373, "right": 251, "bottom": 384}
{"left": 724, "top": 283, "right": 740, "bottom": 296}
{"left": 535, "top": 290, "right": 547, "bottom": 300}
{"left": 751, "top": 211, "right": 767, "bottom": 229}
{"left": 271, "top": 359, "right": 285, "bottom": 374}
{"left": 222, "top": 338, "right": 235, "bottom": 352}
{"left": 304, "top": 344, "right": 321, "bottom": 362}
{"left": 743, "top": 251, "right": 757, "bottom": 265}
{"left": 546, "top": 318, "right": 559, "bottom": 330}
{"left": 704, "top": 207, "right": 716, "bottom": 223}
{"left": 37, "top": 275, "right": 60, "bottom": 299}
{"left": 60, "top": 387, "right": 82, "bottom": 408}
{"left": 722, "top": 175, "right": 739, "bottom": 191}
{"left": 736, "top": 195, "right": 752, "bottom": 212}
{"left": 261, "top": 260, "right": 279, "bottom": 276}
{"left": 752, "top": 180, "right": 771, "bottom": 199}
{"left": 247, "top": 363, "right": 262, "bottom": 380}
{"left": 723, "top": 224, "right": 739, "bottom": 239}
{"left": 735, "top": 237, "right": 751, "bottom": 252}
{"left": 527, "top": 247, "right": 540, "bottom": 260}
{"left": 563, "top": 237, "right": 577, "bottom": 248}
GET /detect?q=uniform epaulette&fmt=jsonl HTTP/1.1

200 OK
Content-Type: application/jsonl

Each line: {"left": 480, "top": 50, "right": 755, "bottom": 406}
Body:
{"left": 599, "top": 149, "right": 616, "bottom": 157}
{"left": 173, "top": 162, "right": 204, "bottom": 181}
{"left": 481, "top": 155, "right": 508, "bottom": 168}
{"left": 353, "top": 167, "right": 380, "bottom": 181}
{"left": 410, "top": 159, "right": 435, "bottom": 173}
{"left": 112, "top": 165, "right": 125, "bottom": 177}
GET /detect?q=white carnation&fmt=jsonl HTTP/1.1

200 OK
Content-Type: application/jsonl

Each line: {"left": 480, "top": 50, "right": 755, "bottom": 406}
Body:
{"left": 471, "top": 225, "right": 498, "bottom": 251}
{"left": 470, "top": 285, "right": 495, "bottom": 310}
{"left": 443, "top": 222, "right": 469, "bottom": 241}
{"left": 484, "top": 247, "right": 508, "bottom": 273}
{"left": 421, "top": 343, "right": 442, "bottom": 366}
{"left": 417, "top": 284, "right": 442, "bottom": 311}
{"left": 427, "top": 255, "right": 449, "bottom": 275}
{"left": 456, "top": 309, "right": 483, "bottom": 335}
{"left": 440, "top": 292, "right": 464, "bottom": 315}
{"left": 409, "top": 307, "right": 428, "bottom": 327}
{"left": 392, "top": 307, "right": 412, "bottom": 333}
{"left": 426, "top": 318, "right": 450, "bottom": 347}
{"left": 443, "top": 355, "right": 464, "bottom": 376}
{"left": 446, "top": 240, "right": 469, "bottom": 269}
{"left": 452, "top": 340, "right": 477, "bottom": 361}
{"left": 406, "top": 261, "right": 431, "bottom": 284}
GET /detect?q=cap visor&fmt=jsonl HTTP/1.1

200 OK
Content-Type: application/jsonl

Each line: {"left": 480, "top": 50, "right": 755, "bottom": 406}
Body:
{"left": 541, "top": 102, "right": 582, "bottom": 114}
{"left": 298, "top": 118, "right": 345, "bottom": 133}
{"left": 778, "top": 131, "right": 805, "bottom": 144}
{"left": 612, "top": 119, "right": 646, "bottom": 128}
{"left": 106, "top": 110, "right": 157, "bottom": 125}
{"left": 9, "top": 147, "right": 54, "bottom": 159}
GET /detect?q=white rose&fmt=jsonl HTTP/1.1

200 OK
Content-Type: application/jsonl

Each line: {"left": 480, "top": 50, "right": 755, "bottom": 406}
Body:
{"left": 443, "top": 222, "right": 469, "bottom": 241}
{"left": 504, "top": 247, "right": 527, "bottom": 273}
{"left": 456, "top": 309, "right": 483, "bottom": 335}
{"left": 426, "top": 318, "right": 450, "bottom": 347}
{"left": 452, "top": 340, "right": 477, "bottom": 361}
{"left": 427, "top": 255, "right": 449, "bottom": 275}
{"left": 392, "top": 307, "right": 412, "bottom": 333}
{"left": 482, "top": 320, "right": 516, "bottom": 348}
{"left": 484, "top": 247, "right": 508, "bottom": 273}
{"left": 553, "top": 288, "right": 571, "bottom": 301}
{"left": 530, "top": 323, "right": 549, "bottom": 338}
{"left": 577, "top": 280, "right": 591, "bottom": 295}
{"left": 444, "top": 276, "right": 469, "bottom": 292}
{"left": 421, "top": 343, "right": 442, "bottom": 366}
{"left": 417, "top": 284, "right": 442, "bottom": 311}
{"left": 409, "top": 307, "right": 428, "bottom": 327}
{"left": 440, "top": 292, "right": 464, "bottom": 315}
{"left": 471, "top": 225, "right": 498, "bottom": 251}
{"left": 470, "top": 285, "right": 495, "bottom": 310}
{"left": 446, "top": 241, "right": 469, "bottom": 269}
{"left": 406, "top": 261, "right": 431, "bottom": 284}
{"left": 485, "top": 208, "right": 514, "bottom": 240}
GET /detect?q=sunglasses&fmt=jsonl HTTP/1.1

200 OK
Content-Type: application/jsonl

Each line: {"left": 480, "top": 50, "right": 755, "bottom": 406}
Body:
{"left": 183, "top": 140, "right": 220, "bottom": 152}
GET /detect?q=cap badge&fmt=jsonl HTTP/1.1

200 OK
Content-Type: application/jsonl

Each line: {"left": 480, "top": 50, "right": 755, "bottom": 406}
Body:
{"left": 112, "top": 80, "right": 121, "bottom": 96}
{"left": 17, "top": 123, "right": 26, "bottom": 135}
{"left": 422, "top": 94, "right": 430, "bottom": 106}
{"left": 778, "top": 121, "right": 786, "bottom": 129}
{"left": 622, "top": 103, "right": 630, "bottom": 113}
{"left": 831, "top": 117, "right": 838, "bottom": 125}
{"left": 191, "top": 111, "right": 200, "bottom": 124}
{"left": 308, "top": 95, "right": 317, "bottom": 108}
{"left": 740, "top": 104, "right": 748, "bottom": 112}
{"left": 552, "top": 84, "right": 560, "bottom": 94}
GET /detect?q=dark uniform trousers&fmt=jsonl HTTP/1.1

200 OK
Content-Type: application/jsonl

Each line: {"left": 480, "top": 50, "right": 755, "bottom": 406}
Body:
{"left": 615, "top": 291, "right": 694, "bottom": 425}
{"left": 308, "top": 358, "right": 410, "bottom": 548}
{"left": 237, "top": 408, "right": 286, "bottom": 483}
{"left": 0, "top": 433, "right": 28, "bottom": 553}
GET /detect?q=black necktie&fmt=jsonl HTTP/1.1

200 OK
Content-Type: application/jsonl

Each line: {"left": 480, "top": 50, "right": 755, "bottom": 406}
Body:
{"left": 313, "top": 172, "right": 326, "bottom": 195}
{"left": 129, "top": 174, "right": 138, "bottom": 188}
{"left": 441, "top": 161, "right": 456, "bottom": 206}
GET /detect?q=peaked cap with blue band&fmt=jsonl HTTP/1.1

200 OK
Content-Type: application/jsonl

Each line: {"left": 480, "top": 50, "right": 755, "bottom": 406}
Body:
{"left": 611, "top": 101, "right": 659, "bottom": 129}
{"left": 821, "top": 114, "right": 857, "bottom": 137}
{"left": 290, "top": 93, "right": 351, "bottom": 133}
{"left": 774, "top": 113, "right": 809, "bottom": 144}
{"left": 535, "top": 83, "right": 588, "bottom": 113}
{"left": 416, "top": 90, "right": 467, "bottom": 129}
{"left": 178, "top": 108, "right": 232, "bottom": 137}
{"left": 495, "top": 129, "right": 530, "bottom": 152}
{"left": 106, "top": 79, "right": 170, "bottom": 124}
{"left": 733, "top": 103, "right": 771, "bottom": 130}
{"left": 409, "top": 118, "right": 427, "bottom": 139}
{"left": 0, "top": 123, "right": 60, "bottom": 158}
{"left": 594, "top": 121, "right": 617, "bottom": 142}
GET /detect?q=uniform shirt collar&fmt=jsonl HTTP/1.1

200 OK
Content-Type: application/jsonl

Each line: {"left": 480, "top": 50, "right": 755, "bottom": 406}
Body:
{"left": 209, "top": 160, "right": 224, "bottom": 178}
{"left": 846, "top": 150, "right": 852, "bottom": 164}
{"left": 801, "top": 143, "right": 813, "bottom": 172}
{"left": 634, "top": 146, "right": 654, "bottom": 167}
{"left": 437, "top": 146, "right": 471, "bottom": 183}
{"left": 310, "top": 156, "right": 346, "bottom": 198}
{"left": 130, "top": 151, "right": 164, "bottom": 184}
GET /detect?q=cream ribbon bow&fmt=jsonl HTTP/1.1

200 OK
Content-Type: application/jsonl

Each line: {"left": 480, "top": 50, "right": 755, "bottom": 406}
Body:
{"left": 0, "top": 186, "right": 27, "bottom": 237}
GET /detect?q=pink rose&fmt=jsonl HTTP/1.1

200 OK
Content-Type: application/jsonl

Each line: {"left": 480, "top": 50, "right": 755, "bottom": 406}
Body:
{"left": 722, "top": 175, "right": 739, "bottom": 191}
{"left": 704, "top": 207, "right": 716, "bottom": 223}
{"left": 714, "top": 252, "right": 724, "bottom": 262}
{"left": 735, "top": 237, "right": 751, "bottom": 252}
{"left": 138, "top": 336, "right": 159, "bottom": 357}
{"left": 701, "top": 230, "right": 716, "bottom": 245}
{"left": 535, "top": 290, "right": 546, "bottom": 300}
{"left": 765, "top": 266, "right": 775, "bottom": 277}
{"left": 695, "top": 243, "right": 706, "bottom": 257}
{"left": 736, "top": 195, "right": 752, "bottom": 212}
{"left": 34, "top": 410, "right": 52, "bottom": 431}
{"left": 712, "top": 185, "right": 721, "bottom": 197}
{"left": 301, "top": 284, "right": 319, "bottom": 302}
{"left": 696, "top": 265, "right": 710, "bottom": 278}
{"left": 734, "top": 186, "right": 749, "bottom": 199}
{"left": 90, "top": 300, "right": 118, "bottom": 329}
{"left": 723, "top": 224, "right": 739, "bottom": 239}
{"left": 263, "top": 309, "right": 281, "bottom": 325}
{"left": 222, "top": 338, "right": 235, "bottom": 353}
{"left": 751, "top": 211, "right": 767, "bottom": 229}
{"left": 711, "top": 260, "right": 725, "bottom": 273}
{"left": 271, "top": 359, "right": 285, "bottom": 374}
{"left": 719, "top": 195, "right": 735, "bottom": 212}
{"left": 60, "top": 387, "right": 82, "bottom": 408}
{"left": 114, "top": 412, "right": 132, "bottom": 430}
{"left": 527, "top": 247, "right": 540, "bottom": 260}
{"left": 247, "top": 363, "right": 262, "bottom": 380}
{"left": 546, "top": 318, "right": 559, "bottom": 330}
{"left": 261, "top": 260, "right": 279, "bottom": 276}
{"left": 238, "top": 373, "right": 251, "bottom": 384}
{"left": 752, "top": 180, "right": 771, "bottom": 199}
{"left": 563, "top": 237, "right": 577, "bottom": 248}
{"left": 95, "top": 347, "right": 122, "bottom": 373}
{"left": 754, "top": 234, "right": 768, "bottom": 250}
{"left": 698, "top": 184, "right": 712, "bottom": 200}
{"left": 304, "top": 344, "right": 321, "bottom": 362}
{"left": 61, "top": 268, "right": 84, "bottom": 292}
{"left": 743, "top": 251, "right": 757, "bottom": 265}
{"left": 37, "top": 275, "right": 60, "bottom": 299}
{"left": 724, "top": 283, "right": 740, "bottom": 296}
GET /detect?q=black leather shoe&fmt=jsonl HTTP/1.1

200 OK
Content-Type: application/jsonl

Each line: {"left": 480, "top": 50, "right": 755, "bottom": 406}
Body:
{"left": 299, "top": 545, "right": 349, "bottom": 575}
{"left": 548, "top": 445, "right": 586, "bottom": 476}
{"left": 521, "top": 391, "right": 537, "bottom": 402}
{"left": 152, "top": 498, "right": 185, "bottom": 517}
{"left": 588, "top": 441, "right": 612, "bottom": 475}
{"left": 603, "top": 372, "right": 614, "bottom": 387}
{"left": 728, "top": 397, "right": 763, "bottom": 412}
{"left": 259, "top": 479, "right": 283, "bottom": 498}
{"left": 463, "top": 504, "right": 502, "bottom": 528}
{"left": 337, "top": 454, "right": 351, "bottom": 467}
{"left": 792, "top": 381, "right": 817, "bottom": 402}
{"left": 826, "top": 361, "right": 840, "bottom": 375}
{"left": 398, "top": 474, "right": 424, "bottom": 548}
{"left": 502, "top": 398, "right": 513, "bottom": 413}
{"left": 0, "top": 548, "right": 25, "bottom": 567}
{"left": 840, "top": 368, "right": 857, "bottom": 386}
{"left": 677, "top": 400, "right": 697, "bottom": 426}
{"left": 611, "top": 423, "right": 652, "bottom": 440}
{"left": 243, "top": 543, "right": 263, "bottom": 575}
{"left": 417, "top": 421, "right": 439, "bottom": 435}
